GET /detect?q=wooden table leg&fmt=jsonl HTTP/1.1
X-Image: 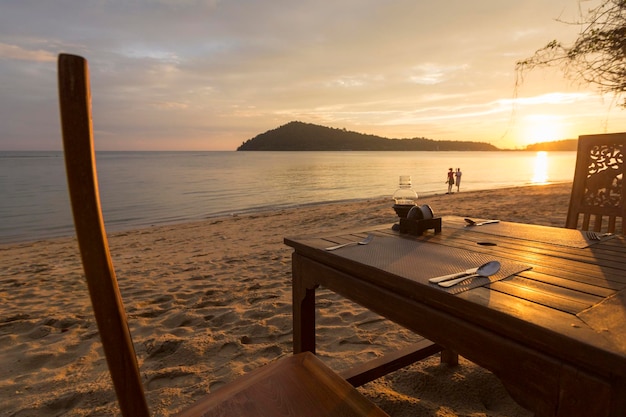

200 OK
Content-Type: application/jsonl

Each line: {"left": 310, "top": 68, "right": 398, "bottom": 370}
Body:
{"left": 292, "top": 253, "right": 318, "bottom": 354}
{"left": 441, "top": 349, "right": 459, "bottom": 366}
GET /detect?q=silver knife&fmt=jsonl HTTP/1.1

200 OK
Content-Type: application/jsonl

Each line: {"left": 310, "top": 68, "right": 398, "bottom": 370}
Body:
{"left": 466, "top": 220, "right": 500, "bottom": 227}
{"left": 429, "top": 267, "right": 480, "bottom": 283}
{"left": 476, "top": 220, "right": 499, "bottom": 226}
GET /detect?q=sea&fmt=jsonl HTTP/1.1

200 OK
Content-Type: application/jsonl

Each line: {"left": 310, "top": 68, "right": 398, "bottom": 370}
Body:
{"left": 0, "top": 150, "right": 576, "bottom": 244}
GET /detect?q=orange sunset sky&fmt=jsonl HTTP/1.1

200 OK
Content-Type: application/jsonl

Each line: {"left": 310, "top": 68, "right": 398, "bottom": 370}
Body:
{"left": 1, "top": 0, "right": 625, "bottom": 151}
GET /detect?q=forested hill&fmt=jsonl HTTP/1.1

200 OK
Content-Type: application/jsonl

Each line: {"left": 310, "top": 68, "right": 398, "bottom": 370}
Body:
{"left": 524, "top": 139, "right": 577, "bottom": 151}
{"left": 237, "top": 121, "right": 499, "bottom": 151}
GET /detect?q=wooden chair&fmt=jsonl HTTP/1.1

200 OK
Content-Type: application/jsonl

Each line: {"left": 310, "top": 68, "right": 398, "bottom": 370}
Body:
{"left": 566, "top": 132, "right": 626, "bottom": 234}
{"left": 58, "top": 53, "right": 389, "bottom": 417}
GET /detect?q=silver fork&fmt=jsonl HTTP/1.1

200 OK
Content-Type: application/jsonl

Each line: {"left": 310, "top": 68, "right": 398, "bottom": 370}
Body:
{"left": 586, "top": 231, "right": 612, "bottom": 241}
{"left": 325, "top": 234, "right": 374, "bottom": 251}
{"left": 586, "top": 231, "right": 600, "bottom": 240}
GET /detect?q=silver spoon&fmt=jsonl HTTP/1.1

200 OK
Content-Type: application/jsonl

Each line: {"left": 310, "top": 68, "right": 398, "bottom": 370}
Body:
{"left": 438, "top": 260, "right": 501, "bottom": 287}
{"left": 325, "top": 234, "right": 374, "bottom": 251}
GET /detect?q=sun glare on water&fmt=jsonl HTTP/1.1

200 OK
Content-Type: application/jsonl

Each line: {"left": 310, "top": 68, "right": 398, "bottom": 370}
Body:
{"left": 532, "top": 151, "right": 549, "bottom": 184}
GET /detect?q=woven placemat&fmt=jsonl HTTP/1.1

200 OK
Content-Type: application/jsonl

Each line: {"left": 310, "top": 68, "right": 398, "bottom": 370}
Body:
{"left": 333, "top": 235, "right": 532, "bottom": 294}
{"left": 461, "top": 221, "right": 614, "bottom": 248}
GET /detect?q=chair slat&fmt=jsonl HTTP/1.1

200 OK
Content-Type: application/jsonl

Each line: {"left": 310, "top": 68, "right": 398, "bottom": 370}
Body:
{"left": 608, "top": 217, "right": 617, "bottom": 233}
{"left": 59, "top": 53, "right": 152, "bottom": 417}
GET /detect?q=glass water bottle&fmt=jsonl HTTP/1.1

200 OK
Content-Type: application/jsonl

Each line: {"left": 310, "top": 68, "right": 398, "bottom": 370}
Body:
{"left": 392, "top": 176, "right": 418, "bottom": 218}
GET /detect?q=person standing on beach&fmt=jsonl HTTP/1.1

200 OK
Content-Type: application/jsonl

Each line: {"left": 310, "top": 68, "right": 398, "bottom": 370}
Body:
{"left": 446, "top": 168, "right": 454, "bottom": 194}
{"left": 455, "top": 168, "right": 462, "bottom": 192}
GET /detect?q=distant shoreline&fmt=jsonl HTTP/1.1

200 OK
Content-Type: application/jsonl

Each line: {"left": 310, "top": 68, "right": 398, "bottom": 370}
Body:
{"left": 1, "top": 182, "right": 572, "bottom": 247}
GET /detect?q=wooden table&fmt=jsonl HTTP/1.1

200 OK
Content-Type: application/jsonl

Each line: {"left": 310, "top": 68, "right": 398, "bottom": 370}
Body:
{"left": 284, "top": 216, "right": 626, "bottom": 417}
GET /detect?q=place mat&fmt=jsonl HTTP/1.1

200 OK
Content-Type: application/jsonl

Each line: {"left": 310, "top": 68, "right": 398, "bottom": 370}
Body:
{"left": 332, "top": 235, "right": 532, "bottom": 294}
{"left": 461, "top": 221, "right": 615, "bottom": 248}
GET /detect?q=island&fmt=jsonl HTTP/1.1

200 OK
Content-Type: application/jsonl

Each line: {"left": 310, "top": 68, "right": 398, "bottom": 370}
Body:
{"left": 236, "top": 121, "right": 578, "bottom": 151}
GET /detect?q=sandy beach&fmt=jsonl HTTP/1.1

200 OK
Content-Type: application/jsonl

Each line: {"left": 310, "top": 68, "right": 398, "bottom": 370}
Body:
{"left": 0, "top": 182, "right": 573, "bottom": 417}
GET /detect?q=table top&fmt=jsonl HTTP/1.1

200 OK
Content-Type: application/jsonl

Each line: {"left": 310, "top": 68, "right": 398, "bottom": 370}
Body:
{"left": 284, "top": 216, "right": 626, "bottom": 378}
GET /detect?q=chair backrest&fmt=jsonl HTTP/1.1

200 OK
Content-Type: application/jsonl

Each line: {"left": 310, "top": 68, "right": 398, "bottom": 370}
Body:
{"left": 566, "top": 132, "right": 626, "bottom": 234}
{"left": 58, "top": 53, "right": 151, "bottom": 417}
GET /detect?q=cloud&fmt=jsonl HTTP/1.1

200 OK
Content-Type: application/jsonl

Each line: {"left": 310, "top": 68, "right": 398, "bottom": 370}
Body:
{"left": 0, "top": 43, "right": 55, "bottom": 62}
{"left": 0, "top": 0, "right": 624, "bottom": 150}
{"left": 508, "top": 92, "right": 592, "bottom": 106}
{"left": 409, "top": 63, "right": 469, "bottom": 85}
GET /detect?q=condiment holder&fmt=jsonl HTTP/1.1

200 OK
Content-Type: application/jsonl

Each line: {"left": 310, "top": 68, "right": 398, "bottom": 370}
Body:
{"left": 397, "top": 204, "right": 442, "bottom": 235}
{"left": 391, "top": 175, "right": 441, "bottom": 236}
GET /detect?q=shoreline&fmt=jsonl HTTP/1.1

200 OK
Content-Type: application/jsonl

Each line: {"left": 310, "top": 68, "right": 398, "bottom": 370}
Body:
{"left": 2, "top": 181, "right": 573, "bottom": 246}
{"left": 0, "top": 182, "right": 572, "bottom": 416}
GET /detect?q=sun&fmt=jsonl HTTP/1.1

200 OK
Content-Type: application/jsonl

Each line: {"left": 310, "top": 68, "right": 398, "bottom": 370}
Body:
{"left": 522, "top": 115, "right": 565, "bottom": 145}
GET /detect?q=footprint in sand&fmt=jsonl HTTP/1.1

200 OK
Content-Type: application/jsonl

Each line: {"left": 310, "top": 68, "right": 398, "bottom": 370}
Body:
{"left": 135, "top": 308, "right": 167, "bottom": 318}
{"left": 26, "top": 325, "right": 53, "bottom": 339}
{"left": 42, "top": 392, "right": 82, "bottom": 412}
{"left": 217, "top": 341, "right": 241, "bottom": 358}
{"left": 146, "top": 369, "right": 201, "bottom": 390}
{"left": 257, "top": 344, "right": 283, "bottom": 358}
{"left": 79, "top": 330, "right": 99, "bottom": 341}
{"left": 146, "top": 339, "right": 183, "bottom": 359}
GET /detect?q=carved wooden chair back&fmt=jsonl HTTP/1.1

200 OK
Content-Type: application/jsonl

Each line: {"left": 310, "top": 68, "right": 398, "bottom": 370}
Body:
{"left": 58, "top": 53, "right": 388, "bottom": 417}
{"left": 566, "top": 132, "right": 626, "bottom": 234}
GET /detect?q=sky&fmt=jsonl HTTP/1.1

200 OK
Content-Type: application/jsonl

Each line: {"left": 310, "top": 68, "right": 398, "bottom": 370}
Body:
{"left": 2, "top": 0, "right": 625, "bottom": 151}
